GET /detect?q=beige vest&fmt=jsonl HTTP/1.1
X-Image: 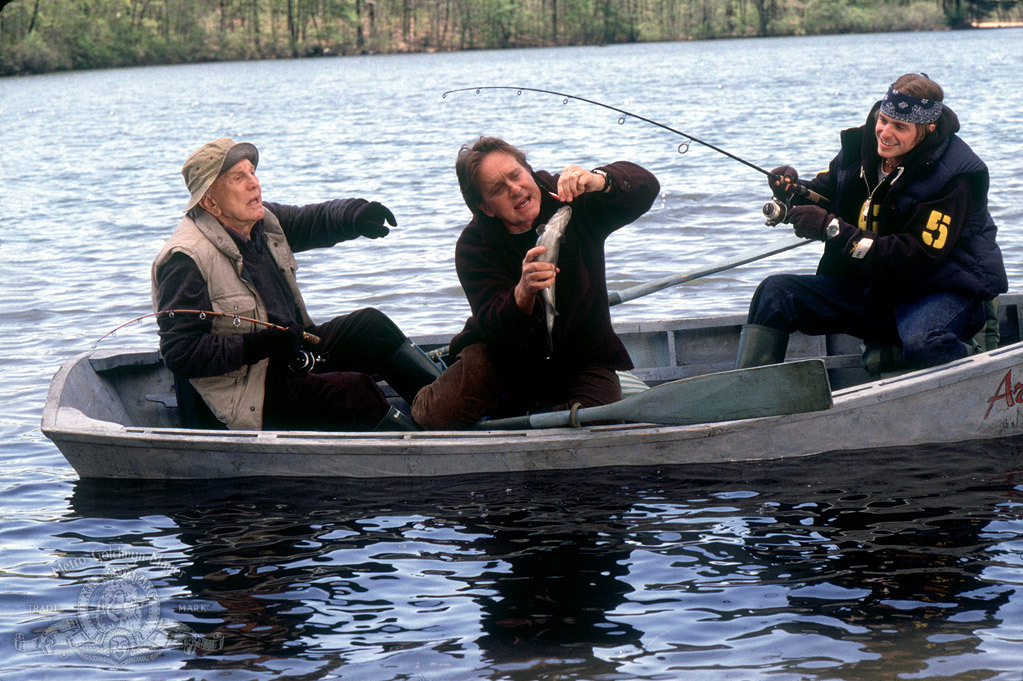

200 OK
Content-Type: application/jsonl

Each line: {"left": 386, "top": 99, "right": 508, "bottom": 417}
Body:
{"left": 151, "top": 209, "right": 314, "bottom": 430}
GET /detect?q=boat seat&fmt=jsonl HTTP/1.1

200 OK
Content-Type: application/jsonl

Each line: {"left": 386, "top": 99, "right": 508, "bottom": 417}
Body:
{"left": 617, "top": 370, "right": 649, "bottom": 397}
{"left": 172, "top": 373, "right": 226, "bottom": 429}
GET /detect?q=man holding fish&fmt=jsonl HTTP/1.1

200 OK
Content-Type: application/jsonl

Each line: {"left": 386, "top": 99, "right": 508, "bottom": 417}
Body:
{"left": 412, "top": 136, "right": 659, "bottom": 429}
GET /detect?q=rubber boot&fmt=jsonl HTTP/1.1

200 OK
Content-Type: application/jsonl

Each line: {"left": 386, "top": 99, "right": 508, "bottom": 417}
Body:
{"left": 378, "top": 338, "right": 444, "bottom": 404}
{"left": 735, "top": 324, "right": 789, "bottom": 369}
{"left": 373, "top": 406, "right": 422, "bottom": 432}
{"left": 861, "top": 343, "right": 908, "bottom": 377}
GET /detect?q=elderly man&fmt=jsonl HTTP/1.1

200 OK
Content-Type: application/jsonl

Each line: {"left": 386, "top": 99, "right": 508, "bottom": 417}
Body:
{"left": 412, "top": 136, "right": 659, "bottom": 429}
{"left": 152, "top": 137, "right": 439, "bottom": 431}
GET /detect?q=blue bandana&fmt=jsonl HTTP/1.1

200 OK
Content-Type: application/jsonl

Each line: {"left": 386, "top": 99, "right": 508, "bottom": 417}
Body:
{"left": 880, "top": 85, "right": 942, "bottom": 124}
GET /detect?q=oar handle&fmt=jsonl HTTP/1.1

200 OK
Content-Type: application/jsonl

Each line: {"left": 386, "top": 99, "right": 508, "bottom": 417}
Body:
{"left": 469, "top": 404, "right": 605, "bottom": 430}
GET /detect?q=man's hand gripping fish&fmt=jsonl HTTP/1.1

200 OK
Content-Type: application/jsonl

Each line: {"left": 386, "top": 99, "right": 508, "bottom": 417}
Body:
{"left": 534, "top": 205, "right": 572, "bottom": 354}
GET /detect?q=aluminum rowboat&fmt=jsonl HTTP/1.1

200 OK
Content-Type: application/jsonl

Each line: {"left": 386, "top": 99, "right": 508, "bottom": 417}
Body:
{"left": 42, "top": 294, "right": 1023, "bottom": 479}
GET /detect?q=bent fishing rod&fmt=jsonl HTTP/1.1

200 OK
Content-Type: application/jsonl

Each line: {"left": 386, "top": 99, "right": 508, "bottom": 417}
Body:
{"left": 94, "top": 309, "right": 321, "bottom": 347}
{"left": 442, "top": 86, "right": 830, "bottom": 214}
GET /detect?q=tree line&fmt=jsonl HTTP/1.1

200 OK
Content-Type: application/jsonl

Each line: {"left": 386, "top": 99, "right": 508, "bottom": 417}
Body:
{"left": 1, "top": 0, "right": 1020, "bottom": 76}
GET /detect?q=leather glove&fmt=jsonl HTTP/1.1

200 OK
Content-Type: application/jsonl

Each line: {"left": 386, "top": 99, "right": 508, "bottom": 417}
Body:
{"left": 353, "top": 201, "right": 396, "bottom": 239}
{"left": 242, "top": 322, "right": 303, "bottom": 364}
{"left": 787, "top": 204, "right": 833, "bottom": 241}
{"left": 770, "top": 165, "right": 799, "bottom": 200}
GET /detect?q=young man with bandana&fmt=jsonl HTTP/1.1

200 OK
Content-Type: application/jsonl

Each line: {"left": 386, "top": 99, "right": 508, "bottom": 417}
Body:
{"left": 736, "top": 73, "right": 1007, "bottom": 372}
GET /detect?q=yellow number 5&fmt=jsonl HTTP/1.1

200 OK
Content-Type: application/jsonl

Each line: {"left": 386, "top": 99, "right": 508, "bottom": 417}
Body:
{"left": 922, "top": 211, "right": 950, "bottom": 250}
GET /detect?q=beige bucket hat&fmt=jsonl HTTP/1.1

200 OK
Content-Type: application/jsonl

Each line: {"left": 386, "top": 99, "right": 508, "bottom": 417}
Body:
{"left": 181, "top": 137, "right": 259, "bottom": 212}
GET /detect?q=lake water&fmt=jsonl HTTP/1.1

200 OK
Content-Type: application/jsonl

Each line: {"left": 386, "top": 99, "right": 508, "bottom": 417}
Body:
{"left": 1, "top": 29, "right": 1022, "bottom": 680}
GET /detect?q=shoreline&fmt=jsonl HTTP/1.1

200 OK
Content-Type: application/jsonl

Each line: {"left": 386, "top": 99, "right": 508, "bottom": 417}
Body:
{"left": 3, "top": 24, "right": 1022, "bottom": 79}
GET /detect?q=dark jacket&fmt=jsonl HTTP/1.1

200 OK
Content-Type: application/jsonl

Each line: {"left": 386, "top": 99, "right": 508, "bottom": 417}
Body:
{"left": 449, "top": 161, "right": 659, "bottom": 374}
{"left": 799, "top": 102, "right": 1006, "bottom": 305}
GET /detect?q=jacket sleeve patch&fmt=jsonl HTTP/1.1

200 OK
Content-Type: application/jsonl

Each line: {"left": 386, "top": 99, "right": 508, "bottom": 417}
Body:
{"left": 922, "top": 210, "right": 951, "bottom": 250}
{"left": 851, "top": 238, "right": 874, "bottom": 260}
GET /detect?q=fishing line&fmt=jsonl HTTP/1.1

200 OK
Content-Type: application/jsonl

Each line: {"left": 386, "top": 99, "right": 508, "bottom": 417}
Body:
{"left": 94, "top": 310, "right": 321, "bottom": 347}
{"left": 444, "top": 85, "right": 774, "bottom": 176}
{"left": 442, "top": 85, "right": 829, "bottom": 211}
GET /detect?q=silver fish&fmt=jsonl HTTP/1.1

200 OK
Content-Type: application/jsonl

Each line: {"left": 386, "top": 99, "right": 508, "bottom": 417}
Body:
{"left": 534, "top": 205, "right": 572, "bottom": 351}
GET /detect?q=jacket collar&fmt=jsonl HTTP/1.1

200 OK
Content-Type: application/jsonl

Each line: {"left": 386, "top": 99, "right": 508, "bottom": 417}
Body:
{"left": 192, "top": 209, "right": 245, "bottom": 266}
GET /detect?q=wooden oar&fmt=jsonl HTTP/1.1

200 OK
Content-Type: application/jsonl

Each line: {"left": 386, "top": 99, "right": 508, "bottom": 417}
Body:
{"left": 471, "top": 359, "right": 832, "bottom": 430}
{"left": 608, "top": 234, "right": 813, "bottom": 307}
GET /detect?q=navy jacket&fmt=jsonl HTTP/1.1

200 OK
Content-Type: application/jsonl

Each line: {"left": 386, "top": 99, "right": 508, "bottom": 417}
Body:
{"left": 798, "top": 102, "right": 1006, "bottom": 305}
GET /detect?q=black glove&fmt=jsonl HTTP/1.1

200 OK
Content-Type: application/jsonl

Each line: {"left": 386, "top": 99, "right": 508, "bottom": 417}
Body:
{"left": 352, "top": 201, "right": 396, "bottom": 239}
{"left": 787, "top": 204, "right": 833, "bottom": 241}
{"left": 770, "top": 165, "right": 799, "bottom": 200}
{"left": 241, "top": 323, "right": 303, "bottom": 364}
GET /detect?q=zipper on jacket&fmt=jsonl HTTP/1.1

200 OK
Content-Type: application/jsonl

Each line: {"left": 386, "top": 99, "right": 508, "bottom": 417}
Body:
{"left": 859, "top": 166, "right": 903, "bottom": 233}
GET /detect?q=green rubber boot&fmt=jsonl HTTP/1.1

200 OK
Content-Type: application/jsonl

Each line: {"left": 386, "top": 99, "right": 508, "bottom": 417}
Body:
{"left": 735, "top": 324, "right": 789, "bottom": 369}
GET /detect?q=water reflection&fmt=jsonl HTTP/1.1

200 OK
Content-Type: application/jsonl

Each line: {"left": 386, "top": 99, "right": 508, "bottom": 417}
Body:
{"left": 454, "top": 486, "right": 640, "bottom": 677}
{"left": 67, "top": 476, "right": 641, "bottom": 677}
{"left": 731, "top": 458, "right": 1018, "bottom": 679}
{"left": 64, "top": 440, "right": 1023, "bottom": 678}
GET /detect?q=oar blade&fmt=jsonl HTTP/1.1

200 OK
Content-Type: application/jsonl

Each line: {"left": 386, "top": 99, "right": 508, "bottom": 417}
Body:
{"left": 596, "top": 359, "right": 832, "bottom": 426}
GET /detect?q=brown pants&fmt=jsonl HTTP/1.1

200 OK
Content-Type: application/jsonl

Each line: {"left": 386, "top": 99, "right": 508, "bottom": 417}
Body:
{"left": 412, "top": 342, "right": 622, "bottom": 430}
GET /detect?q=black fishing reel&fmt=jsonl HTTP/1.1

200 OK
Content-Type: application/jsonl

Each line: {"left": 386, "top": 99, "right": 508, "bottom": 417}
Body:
{"left": 289, "top": 349, "right": 327, "bottom": 375}
{"left": 763, "top": 198, "right": 789, "bottom": 226}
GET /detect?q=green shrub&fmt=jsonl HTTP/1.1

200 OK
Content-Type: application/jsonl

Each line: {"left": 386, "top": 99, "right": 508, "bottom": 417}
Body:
{"left": 0, "top": 31, "right": 72, "bottom": 75}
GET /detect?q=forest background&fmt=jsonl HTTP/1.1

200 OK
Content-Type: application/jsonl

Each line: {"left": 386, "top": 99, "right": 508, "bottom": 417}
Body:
{"left": 1, "top": 0, "right": 1021, "bottom": 76}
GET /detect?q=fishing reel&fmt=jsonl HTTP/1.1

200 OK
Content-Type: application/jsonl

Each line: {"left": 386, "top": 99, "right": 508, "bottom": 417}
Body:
{"left": 289, "top": 349, "right": 327, "bottom": 376}
{"left": 763, "top": 181, "right": 830, "bottom": 226}
{"left": 763, "top": 198, "right": 790, "bottom": 227}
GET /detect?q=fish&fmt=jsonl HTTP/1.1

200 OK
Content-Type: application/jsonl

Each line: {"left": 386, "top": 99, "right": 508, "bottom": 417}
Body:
{"left": 534, "top": 205, "right": 572, "bottom": 353}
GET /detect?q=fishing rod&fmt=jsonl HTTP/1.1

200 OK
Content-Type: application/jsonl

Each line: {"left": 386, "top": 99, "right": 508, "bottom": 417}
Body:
{"left": 95, "top": 310, "right": 321, "bottom": 346}
{"left": 445, "top": 85, "right": 775, "bottom": 176}
{"left": 441, "top": 86, "right": 830, "bottom": 217}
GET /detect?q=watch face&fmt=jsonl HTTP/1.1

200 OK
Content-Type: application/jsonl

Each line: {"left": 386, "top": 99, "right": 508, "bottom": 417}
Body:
{"left": 827, "top": 219, "right": 840, "bottom": 238}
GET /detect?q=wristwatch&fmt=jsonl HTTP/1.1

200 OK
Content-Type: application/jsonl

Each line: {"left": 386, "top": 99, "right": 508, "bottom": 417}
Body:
{"left": 591, "top": 169, "right": 612, "bottom": 193}
{"left": 826, "top": 217, "right": 841, "bottom": 239}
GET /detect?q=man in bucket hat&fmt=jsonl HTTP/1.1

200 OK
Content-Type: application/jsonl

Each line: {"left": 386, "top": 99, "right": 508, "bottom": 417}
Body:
{"left": 152, "top": 137, "right": 440, "bottom": 431}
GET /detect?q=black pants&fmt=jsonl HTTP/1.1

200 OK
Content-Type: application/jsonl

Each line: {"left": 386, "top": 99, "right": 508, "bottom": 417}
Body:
{"left": 263, "top": 308, "right": 405, "bottom": 431}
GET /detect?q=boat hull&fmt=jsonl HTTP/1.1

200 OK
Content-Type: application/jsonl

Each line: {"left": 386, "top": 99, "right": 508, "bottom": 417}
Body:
{"left": 43, "top": 341, "right": 1023, "bottom": 479}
